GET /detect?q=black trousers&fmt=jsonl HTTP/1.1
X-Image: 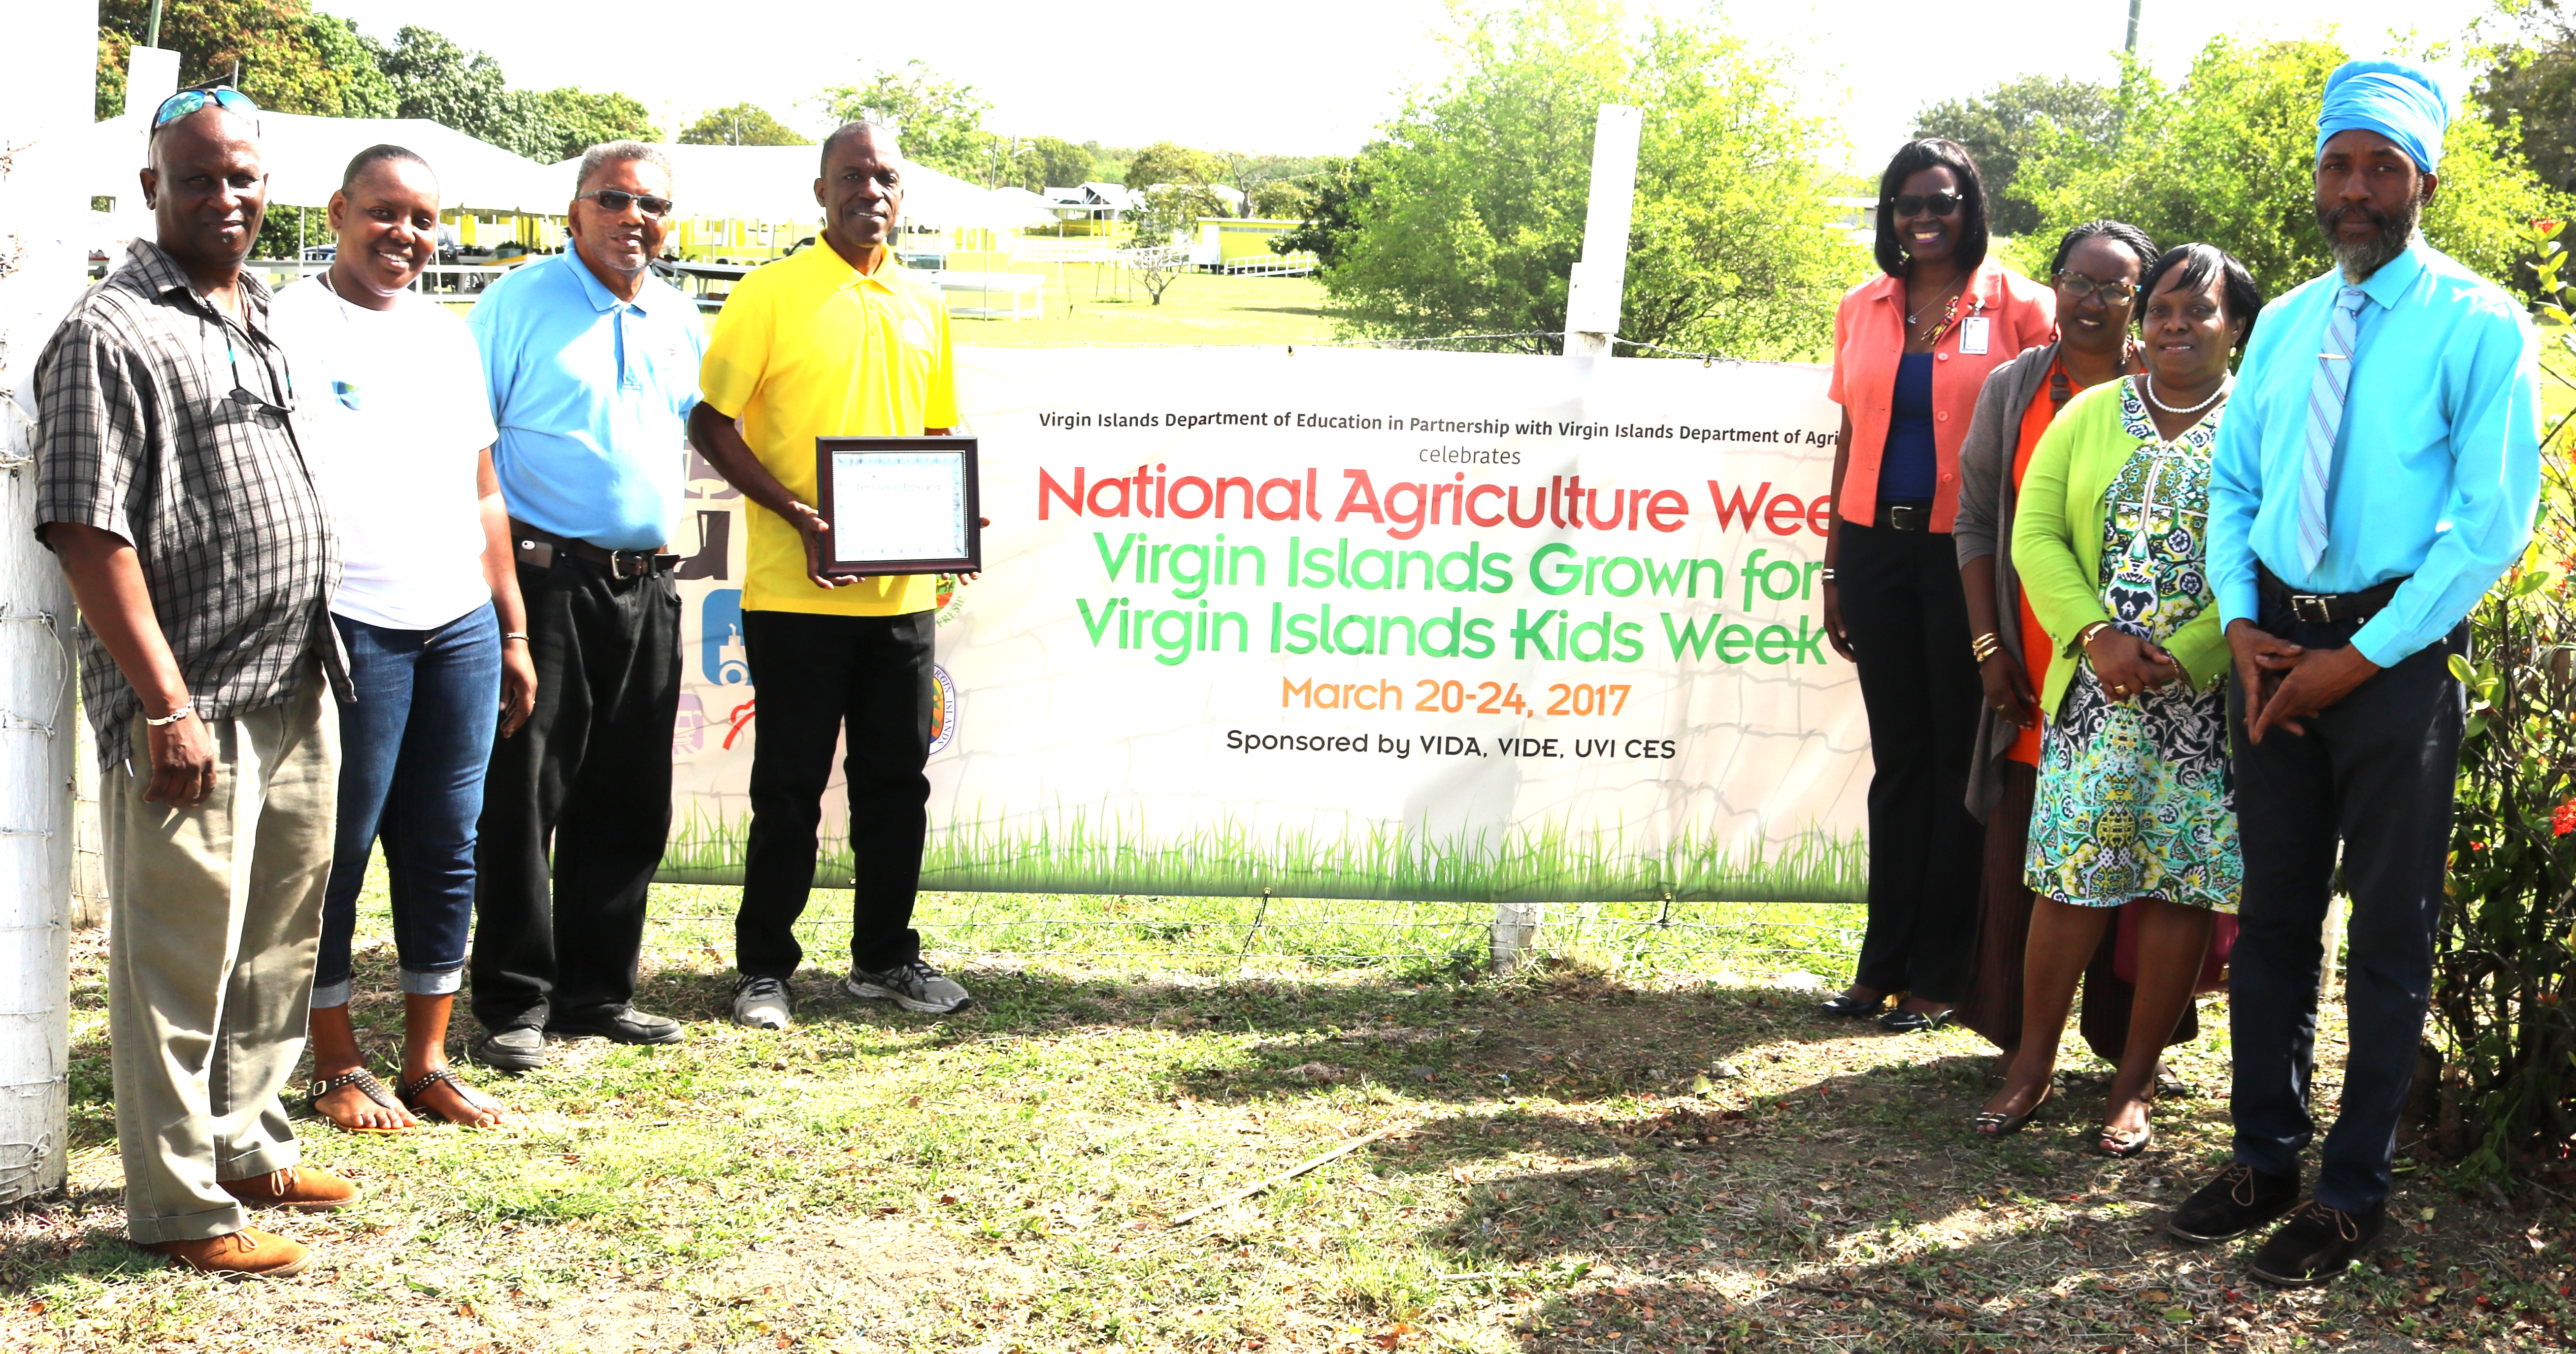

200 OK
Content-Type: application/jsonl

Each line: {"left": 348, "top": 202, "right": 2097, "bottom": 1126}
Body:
{"left": 2229, "top": 603, "right": 2463, "bottom": 1214}
{"left": 469, "top": 558, "right": 680, "bottom": 1031}
{"left": 1837, "top": 520, "right": 1984, "bottom": 1003}
{"left": 735, "top": 609, "right": 935, "bottom": 980}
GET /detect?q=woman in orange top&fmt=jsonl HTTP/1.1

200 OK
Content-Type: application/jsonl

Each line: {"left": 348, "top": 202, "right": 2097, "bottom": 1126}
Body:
{"left": 1818, "top": 139, "right": 2055, "bottom": 1031}
{"left": 1949, "top": 221, "right": 2166, "bottom": 1069}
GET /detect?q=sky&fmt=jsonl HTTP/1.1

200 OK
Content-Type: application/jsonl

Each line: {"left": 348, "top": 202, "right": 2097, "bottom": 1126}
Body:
{"left": 313, "top": 0, "right": 2490, "bottom": 167}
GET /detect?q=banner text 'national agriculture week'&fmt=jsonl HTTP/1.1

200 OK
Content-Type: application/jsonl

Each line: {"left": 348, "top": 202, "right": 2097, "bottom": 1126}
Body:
{"left": 661, "top": 346, "right": 1868, "bottom": 903}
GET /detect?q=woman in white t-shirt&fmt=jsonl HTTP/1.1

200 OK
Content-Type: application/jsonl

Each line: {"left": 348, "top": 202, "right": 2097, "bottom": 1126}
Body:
{"left": 272, "top": 146, "right": 536, "bottom": 1131}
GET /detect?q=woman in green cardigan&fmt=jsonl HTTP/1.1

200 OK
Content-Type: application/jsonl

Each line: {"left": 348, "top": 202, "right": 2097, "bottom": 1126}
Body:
{"left": 1972, "top": 244, "right": 2264, "bottom": 1156}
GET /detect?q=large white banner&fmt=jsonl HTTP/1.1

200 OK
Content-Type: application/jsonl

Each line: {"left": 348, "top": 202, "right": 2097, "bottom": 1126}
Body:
{"left": 661, "top": 346, "right": 1868, "bottom": 902}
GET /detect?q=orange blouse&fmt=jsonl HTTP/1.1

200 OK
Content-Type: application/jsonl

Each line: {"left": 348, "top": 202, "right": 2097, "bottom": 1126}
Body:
{"left": 1827, "top": 258, "right": 2057, "bottom": 533}
{"left": 2006, "top": 373, "right": 2062, "bottom": 766}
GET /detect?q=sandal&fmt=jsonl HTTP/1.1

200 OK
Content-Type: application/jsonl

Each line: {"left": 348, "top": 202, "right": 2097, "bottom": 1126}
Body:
{"left": 1970, "top": 1087, "right": 2052, "bottom": 1137}
{"left": 399, "top": 1066, "right": 506, "bottom": 1128}
{"left": 2097, "top": 1122, "right": 2154, "bottom": 1158}
{"left": 306, "top": 1068, "right": 412, "bottom": 1133}
{"left": 1878, "top": 1007, "right": 1955, "bottom": 1033}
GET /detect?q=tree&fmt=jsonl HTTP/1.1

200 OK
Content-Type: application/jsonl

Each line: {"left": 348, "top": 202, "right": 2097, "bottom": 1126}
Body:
{"left": 2011, "top": 36, "right": 2568, "bottom": 299}
{"left": 532, "top": 88, "right": 660, "bottom": 161}
{"left": 1271, "top": 156, "right": 1374, "bottom": 266}
{"left": 814, "top": 60, "right": 990, "bottom": 174}
{"left": 1319, "top": 0, "right": 1865, "bottom": 358}
{"left": 1124, "top": 183, "right": 1223, "bottom": 304}
{"left": 1124, "top": 141, "right": 1230, "bottom": 192}
{"left": 378, "top": 26, "right": 517, "bottom": 142}
{"left": 2481, "top": 1, "right": 2576, "bottom": 192}
{"left": 1021, "top": 135, "right": 1093, "bottom": 191}
{"left": 96, "top": 1, "right": 391, "bottom": 119}
{"left": 681, "top": 103, "right": 812, "bottom": 147}
{"left": 1249, "top": 180, "right": 1314, "bottom": 219}
{"left": 1912, "top": 76, "right": 2119, "bottom": 236}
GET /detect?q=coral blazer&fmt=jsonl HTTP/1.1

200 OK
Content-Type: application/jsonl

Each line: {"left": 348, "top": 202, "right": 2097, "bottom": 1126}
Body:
{"left": 1827, "top": 258, "right": 2056, "bottom": 532}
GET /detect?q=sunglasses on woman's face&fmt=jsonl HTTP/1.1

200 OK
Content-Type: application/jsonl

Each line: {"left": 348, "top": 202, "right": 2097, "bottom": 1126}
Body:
{"left": 1886, "top": 191, "right": 1962, "bottom": 217}
{"left": 152, "top": 86, "right": 260, "bottom": 128}
{"left": 575, "top": 188, "right": 675, "bottom": 218}
{"left": 2055, "top": 270, "right": 2139, "bottom": 303}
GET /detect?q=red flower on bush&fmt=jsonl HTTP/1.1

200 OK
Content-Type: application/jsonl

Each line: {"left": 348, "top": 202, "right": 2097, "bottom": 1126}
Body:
{"left": 2556, "top": 800, "right": 2576, "bottom": 837}
{"left": 2541, "top": 218, "right": 2564, "bottom": 234}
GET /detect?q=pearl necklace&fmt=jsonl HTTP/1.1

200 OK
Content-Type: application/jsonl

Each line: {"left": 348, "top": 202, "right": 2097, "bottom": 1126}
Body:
{"left": 2138, "top": 370, "right": 2231, "bottom": 418}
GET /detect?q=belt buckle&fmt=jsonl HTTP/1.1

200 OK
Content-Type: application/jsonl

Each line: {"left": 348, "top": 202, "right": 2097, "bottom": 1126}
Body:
{"left": 1888, "top": 504, "right": 1925, "bottom": 532}
{"left": 2289, "top": 594, "right": 2336, "bottom": 624}
{"left": 610, "top": 548, "right": 649, "bottom": 579}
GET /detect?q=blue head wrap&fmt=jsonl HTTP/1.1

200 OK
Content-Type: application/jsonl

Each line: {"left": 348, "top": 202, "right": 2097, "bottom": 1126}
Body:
{"left": 2315, "top": 59, "right": 2450, "bottom": 173}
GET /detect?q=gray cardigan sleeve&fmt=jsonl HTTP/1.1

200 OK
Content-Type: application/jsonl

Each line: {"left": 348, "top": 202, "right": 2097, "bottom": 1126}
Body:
{"left": 1952, "top": 356, "right": 2030, "bottom": 566}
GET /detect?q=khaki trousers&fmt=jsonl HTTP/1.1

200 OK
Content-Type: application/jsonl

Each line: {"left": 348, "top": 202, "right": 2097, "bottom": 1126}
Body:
{"left": 102, "top": 667, "right": 337, "bottom": 1243}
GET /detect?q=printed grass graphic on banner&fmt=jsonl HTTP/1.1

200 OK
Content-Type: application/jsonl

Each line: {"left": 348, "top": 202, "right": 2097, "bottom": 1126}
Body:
{"left": 660, "top": 806, "right": 1865, "bottom": 903}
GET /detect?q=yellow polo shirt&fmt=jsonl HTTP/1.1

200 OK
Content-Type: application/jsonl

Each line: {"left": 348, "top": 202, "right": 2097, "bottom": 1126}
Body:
{"left": 698, "top": 244, "right": 958, "bottom": 615}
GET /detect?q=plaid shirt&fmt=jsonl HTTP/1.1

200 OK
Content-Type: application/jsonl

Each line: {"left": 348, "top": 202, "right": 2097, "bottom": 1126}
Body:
{"left": 33, "top": 239, "right": 343, "bottom": 772}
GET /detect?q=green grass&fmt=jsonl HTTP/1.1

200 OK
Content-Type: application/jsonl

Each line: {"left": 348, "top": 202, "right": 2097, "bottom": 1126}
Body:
{"left": 9, "top": 868, "right": 2566, "bottom": 1354}
{"left": 657, "top": 808, "right": 1869, "bottom": 906}
{"left": 942, "top": 261, "right": 1335, "bottom": 348}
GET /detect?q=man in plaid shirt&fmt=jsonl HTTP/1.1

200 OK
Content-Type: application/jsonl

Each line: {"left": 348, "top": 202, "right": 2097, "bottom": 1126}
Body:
{"left": 33, "top": 89, "right": 359, "bottom": 1278}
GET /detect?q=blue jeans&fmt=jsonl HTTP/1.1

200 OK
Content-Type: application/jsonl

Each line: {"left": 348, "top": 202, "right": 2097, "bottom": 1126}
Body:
{"left": 313, "top": 605, "right": 502, "bottom": 1008}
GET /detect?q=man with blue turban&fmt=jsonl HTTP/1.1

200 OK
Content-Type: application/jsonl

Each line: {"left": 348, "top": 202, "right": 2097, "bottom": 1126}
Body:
{"left": 2176, "top": 58, "right": 2542, "bottom": 1287}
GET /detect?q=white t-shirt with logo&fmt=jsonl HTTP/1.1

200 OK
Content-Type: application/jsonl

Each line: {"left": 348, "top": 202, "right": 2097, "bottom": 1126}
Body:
{"left": 271, "top": 279, "right": 500, "bottom": 632}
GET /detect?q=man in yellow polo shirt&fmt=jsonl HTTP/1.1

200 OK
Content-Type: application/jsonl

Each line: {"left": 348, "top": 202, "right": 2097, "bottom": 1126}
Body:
{"left": 688, "top": 120, "right": 970, "bottom": 1027}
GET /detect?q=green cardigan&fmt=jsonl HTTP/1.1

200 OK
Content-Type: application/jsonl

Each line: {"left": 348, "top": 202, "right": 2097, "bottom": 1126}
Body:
{"left": 2009, "top": 379, "right": 2232, "bottom": 719}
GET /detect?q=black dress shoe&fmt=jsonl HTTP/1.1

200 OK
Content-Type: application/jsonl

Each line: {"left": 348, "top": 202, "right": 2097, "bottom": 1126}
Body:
{"left": 1817, "top": 992, "right": 1884, "bottom": 1018}
{"left": 2166, "top": 1161, "right": 2300, "bottom": 1243}
{"left": 469, "top": 1026, "right": 549, "bottom": 1073}
{"left": 2248, "top": 1198, "right": 2385, "bottom": 1287}
{"left": 547, "top": 1005, "right": 684, "bottom": 1045}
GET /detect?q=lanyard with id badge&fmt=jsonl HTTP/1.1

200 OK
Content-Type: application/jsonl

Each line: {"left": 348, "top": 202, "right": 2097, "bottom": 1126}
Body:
{"left": 1958, "top": 297, "right": 1991, "bottom": 355}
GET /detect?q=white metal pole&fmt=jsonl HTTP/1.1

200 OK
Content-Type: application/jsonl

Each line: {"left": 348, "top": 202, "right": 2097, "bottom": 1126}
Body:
{"left": 0, "top": 0, "right": 95, "bottom": 1204}
{"left": 1562, "top": 104, "right": 1643, "bottom": 360}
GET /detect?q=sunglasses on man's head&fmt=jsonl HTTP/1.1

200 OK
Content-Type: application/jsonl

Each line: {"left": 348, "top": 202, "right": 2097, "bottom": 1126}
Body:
{"left": 1885, "top": 191, "right": 1963, "bottom": 217}
{"left": 152, "top": 86, "right": 259, "bottom": 129}
{"left": 575, "top": 188, "right": 674, "bottom": 218}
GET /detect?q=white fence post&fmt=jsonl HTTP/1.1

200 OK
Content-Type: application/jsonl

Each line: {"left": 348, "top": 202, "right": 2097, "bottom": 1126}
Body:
{"left": 0, "top": 0, "right": 94, "bottom": 1204}
{"left": 1561, "top": 104, "right": 1642, "bottom": 360}
{"left": 1494, "top": 103, "right": 1642, "bottom": 972}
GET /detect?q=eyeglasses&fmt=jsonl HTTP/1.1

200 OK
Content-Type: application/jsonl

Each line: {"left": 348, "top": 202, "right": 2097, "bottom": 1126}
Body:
{"left": 575, "top": 188, "right": 674, "bottom": 218}
{"left": 152, "top": 86, "right": 260, "bottom": 129}
{"left": 1885, "top": 191, "right": 1963, "bottom": 217}
{"left": 2054, "top": 269, "right": 2139, "bottom": 303}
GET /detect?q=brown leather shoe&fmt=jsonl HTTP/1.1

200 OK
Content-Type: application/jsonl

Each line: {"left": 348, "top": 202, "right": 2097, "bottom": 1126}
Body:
{"left": 220, "top": 1165, "right": 361, "bottom": 1212}
{"left": 138, "top": 1227, "right": 310, "bottom": 1278}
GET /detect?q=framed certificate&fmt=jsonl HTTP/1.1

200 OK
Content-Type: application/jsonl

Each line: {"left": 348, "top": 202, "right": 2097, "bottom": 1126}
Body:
{"left": 814, "top": 436, "right": 982, "bottom": 576}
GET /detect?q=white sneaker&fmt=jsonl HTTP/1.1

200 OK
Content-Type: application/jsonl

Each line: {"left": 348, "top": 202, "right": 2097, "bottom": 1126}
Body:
{"left": 731, "top": 975, "right": 793, "bottom": 1030}
{"left": 845, "top": 960, "right": 971, "bottom": 1014}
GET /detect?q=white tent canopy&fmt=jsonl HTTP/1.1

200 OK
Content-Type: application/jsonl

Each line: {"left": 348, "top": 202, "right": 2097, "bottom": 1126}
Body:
{"left": 83, "top": 110, "right": 557, "bottom": 214}
{"left": 543, "top": 144, "right": 1057, "bottom": 231}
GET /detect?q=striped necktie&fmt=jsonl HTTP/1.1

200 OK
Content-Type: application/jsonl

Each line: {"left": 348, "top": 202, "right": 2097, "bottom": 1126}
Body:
{"left": 2296, "top": 286, "right": 2367, "bottom": 573}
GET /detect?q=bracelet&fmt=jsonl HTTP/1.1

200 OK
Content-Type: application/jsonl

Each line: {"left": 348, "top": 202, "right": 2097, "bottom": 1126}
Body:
{"left": 1819, "top": 567, "right": 1837, "bottom": 581}
{"left": 1970, "top": 631, "right": 2002, "bottom": 662}
{"left": 2076, "top": 621, "right": 2114, "bottom": 651}
{"left": 143, "top": 702, "right": 196, "bottom": 728}
{"left": 503, "top": 631, "right": 529, "bottom": 644}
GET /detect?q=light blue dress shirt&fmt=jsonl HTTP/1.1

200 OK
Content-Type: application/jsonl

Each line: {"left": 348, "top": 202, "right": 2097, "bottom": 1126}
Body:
{"left": 2210, "top": 239, "right": 2542, "bottom": 667}
{"left": 468, "top": 251, "right": 706, "bottom": 550}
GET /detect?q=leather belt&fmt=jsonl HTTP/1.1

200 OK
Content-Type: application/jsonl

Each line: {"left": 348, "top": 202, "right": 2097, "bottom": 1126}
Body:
{"left": 1875, "top": 502, "right": 1931, "bottom": 532}
{"left": 510, "top": 519, "right": 678, "bottom": 579}
{"left": 2257, "top": 564, "right": 2406, "bottom": 626}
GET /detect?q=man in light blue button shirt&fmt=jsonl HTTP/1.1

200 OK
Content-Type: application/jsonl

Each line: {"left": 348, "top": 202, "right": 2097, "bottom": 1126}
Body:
{"left": 465, "top": 141, "right": 707, "bottom": 1071}
{"left": 2170, "top": 61, "right": 2542, "bottom": 1287}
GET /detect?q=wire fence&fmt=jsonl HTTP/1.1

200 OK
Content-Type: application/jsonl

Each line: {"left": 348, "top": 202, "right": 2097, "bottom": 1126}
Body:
{"left": 620, "top": 882, "right": 1865, "bottom": 981}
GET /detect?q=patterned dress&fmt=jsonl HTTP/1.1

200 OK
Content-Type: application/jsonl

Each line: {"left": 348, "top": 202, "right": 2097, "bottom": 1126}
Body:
{"left": 2024, "top": 381, "right": 2241, "bottom": 913}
